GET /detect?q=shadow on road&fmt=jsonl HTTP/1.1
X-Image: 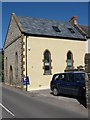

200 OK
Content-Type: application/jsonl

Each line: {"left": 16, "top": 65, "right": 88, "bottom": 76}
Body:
{"left": 76, "top": 97, "right": 86, "bottom": 108}
{"left": 50, "top": 92, "right": 87, "bottom": 108}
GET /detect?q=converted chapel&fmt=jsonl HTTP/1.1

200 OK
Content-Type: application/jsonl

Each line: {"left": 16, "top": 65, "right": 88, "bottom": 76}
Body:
{"left": 4, "top": 13, "right": 86, "bottom": 91}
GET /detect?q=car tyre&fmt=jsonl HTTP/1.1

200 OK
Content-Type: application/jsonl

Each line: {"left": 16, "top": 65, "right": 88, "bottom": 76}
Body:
{"left": 53, "top": 88, "right": 59, "bottom": 96}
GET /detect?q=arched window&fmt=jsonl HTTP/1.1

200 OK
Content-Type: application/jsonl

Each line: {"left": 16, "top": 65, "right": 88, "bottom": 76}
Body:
{"left": 6, "top": 57, "right": 7, "bottom": 77}
{"left": 66, "top": 51, "right": 74, "bottom": 69}
{"left": 43, "top": 50, "right": 52, "bottom": 75}
{"left": 9, "top": 65, "right": 13, "bottom": 85}
{"left": 15, "top": 52, "right": 18, "bottom": 78}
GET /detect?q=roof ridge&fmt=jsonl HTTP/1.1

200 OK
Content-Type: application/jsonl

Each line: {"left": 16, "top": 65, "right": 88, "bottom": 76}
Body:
{"left": 17, "top": 15, "right": 70, "bottom": 24}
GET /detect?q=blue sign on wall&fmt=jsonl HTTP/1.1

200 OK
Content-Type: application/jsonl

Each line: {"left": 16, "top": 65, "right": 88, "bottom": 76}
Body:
{"left": 23, "top": 76, "right": 30, "bottom": 85}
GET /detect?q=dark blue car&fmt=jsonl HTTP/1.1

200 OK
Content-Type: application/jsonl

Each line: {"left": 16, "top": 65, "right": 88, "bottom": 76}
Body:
{"left": 50, "top": 72, "right": 86, "bottom": 97}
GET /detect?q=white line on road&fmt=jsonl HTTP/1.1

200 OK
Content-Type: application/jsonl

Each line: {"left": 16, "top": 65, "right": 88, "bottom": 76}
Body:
{"left": 0, "top": 103, "right": 15, "bottom": 117}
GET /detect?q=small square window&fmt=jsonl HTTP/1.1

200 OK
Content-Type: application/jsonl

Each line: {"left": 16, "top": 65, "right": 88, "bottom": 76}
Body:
{"left": 52, "top": 26, "right": 61, "bottom": 32}
{"left": 68, "top": 28, "right": 75, "bottom": 33}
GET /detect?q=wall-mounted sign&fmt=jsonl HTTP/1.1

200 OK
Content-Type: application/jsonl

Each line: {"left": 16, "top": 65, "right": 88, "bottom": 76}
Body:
{"left": 23, "top": 76, "right": 30, "bottom": 85}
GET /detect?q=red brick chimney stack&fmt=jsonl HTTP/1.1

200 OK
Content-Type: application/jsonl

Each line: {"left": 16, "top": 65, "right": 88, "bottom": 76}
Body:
{"left": 69, "top": 16, "right": 78, "bottom": 25}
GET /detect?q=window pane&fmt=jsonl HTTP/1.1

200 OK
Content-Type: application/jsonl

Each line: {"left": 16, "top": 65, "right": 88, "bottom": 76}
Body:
{"left": 43, "top": 50, "right": 51, "bottom": 75}
{"left": 44, "top": 51, "right": 49, "bottom": 62}
{"left": 67, "top": 60, "right": 72, "bottom": 67}
{"left": 67, "top": 51, "right": 73, "bottom": 69}
{"left": 60, "top": 74, "right": 67, "bottom": 80}
{"left": 52, "top": 26, "right": 61, "bottom": 32}
{"left": 68, "top": 28, "right": 75, "bottom": 33}
{"left": 54, "top": 75, "right": 59, "bottom": 80}
{"left": 68, "top": 73, "right": 74, "bottom": 81}
{"left": 74, "top": 73, "right": 85, "bottom": 81}
{"left": 45, "top": 62, "right": 50, "bottom": 66}
{"left": 67, "top": 52, "right": 72, "bottom": 59}
{"left": 45, "top": 66, "right": 49, "bottom": 71}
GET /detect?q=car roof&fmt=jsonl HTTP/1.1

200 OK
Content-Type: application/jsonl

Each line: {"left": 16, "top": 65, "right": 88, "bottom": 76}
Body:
{"left": 53, "top": 71, "right": 85, "bottom": 76}
{"left": 65, "top": 71, "right": 85, "bottom": 74}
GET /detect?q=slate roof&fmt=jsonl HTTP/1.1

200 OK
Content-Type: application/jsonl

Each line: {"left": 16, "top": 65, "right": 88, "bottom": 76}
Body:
{"left": 79, "top": 25, "right": 90, "bottom": 38}
{"left": 18, "top": 16, "right": 86, "bottom": 40}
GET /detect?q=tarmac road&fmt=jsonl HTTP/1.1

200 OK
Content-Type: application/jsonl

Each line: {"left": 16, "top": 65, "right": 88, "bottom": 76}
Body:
{"left": 1, "top": 84, "right": 88, "bottom": 118}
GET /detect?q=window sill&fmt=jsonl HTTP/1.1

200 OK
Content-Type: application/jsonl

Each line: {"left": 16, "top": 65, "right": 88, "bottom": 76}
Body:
{"left": 43, "top": 73, "right": 52, "bottom": 75}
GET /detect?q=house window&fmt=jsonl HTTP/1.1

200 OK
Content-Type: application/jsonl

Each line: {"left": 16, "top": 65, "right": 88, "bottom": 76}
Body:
{"left": 66, "top": 51, "right": 74, "bottom": 69}
{"left": 52, "top": 26, "right": 61, "bottom": 32}
{"left": 15, "top": 52, "right": 18, "bottom": 78}
{"left": 6, "top": 57, "right": 7, "bottom": 77}
{"left": 68, "top": 28, "right": 75, "bottom": 33}
{"left": 43, "top": 50, "right": 52, "bottom": 75}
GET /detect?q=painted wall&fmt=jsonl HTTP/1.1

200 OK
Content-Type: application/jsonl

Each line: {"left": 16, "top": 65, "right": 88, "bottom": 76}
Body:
{"left": 23, "top": 36, "right": 86, "bottom": 91}
{"left": 86, "top": 39, "right": 90, "bottom": 53}
{"left": 88, "top": 39, "right": 90, "bottom": 53}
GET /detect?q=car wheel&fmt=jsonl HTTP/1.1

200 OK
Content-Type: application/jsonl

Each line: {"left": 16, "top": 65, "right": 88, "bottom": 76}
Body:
{"left": 53, "top": 88, "right": 59, "bottom": 96}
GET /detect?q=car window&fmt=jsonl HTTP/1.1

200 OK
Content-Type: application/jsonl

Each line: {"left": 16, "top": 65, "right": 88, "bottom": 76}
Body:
{"left": 53, "top": 74, "right": 60, "bottom": 80}
{"left": 59, "top": 73, "right": 67, "bottom": 81}
{"left": 74, "top": 73, "right": 85, "bottom": 82}
{"left": 67, "top": 73, "right": 74, "bottom": 82}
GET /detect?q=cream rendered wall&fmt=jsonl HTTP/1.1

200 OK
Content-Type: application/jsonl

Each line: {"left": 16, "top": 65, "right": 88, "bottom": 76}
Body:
{"left": 25, "top": 36, "right": 86, "bottom": 91}
{"left": 87, "top": 39, "right": 90, "bottom": 53}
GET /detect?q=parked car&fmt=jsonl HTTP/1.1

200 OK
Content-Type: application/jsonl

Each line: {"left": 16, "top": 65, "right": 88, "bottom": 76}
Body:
{"left": 50, "top": 71, "right": 86, "bottom": 97}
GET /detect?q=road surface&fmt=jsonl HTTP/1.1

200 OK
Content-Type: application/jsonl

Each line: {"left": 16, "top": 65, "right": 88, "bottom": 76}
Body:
{"left": 1, "top": 84, "right": 88, "bottom": 118}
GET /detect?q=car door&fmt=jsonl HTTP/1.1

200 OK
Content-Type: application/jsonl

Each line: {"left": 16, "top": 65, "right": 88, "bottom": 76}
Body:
{"left": 67, "top": 73, "right": 79, "bottom": 96}
{"left": 73, "top": 73, "right": 86, "bottom": 96}
{"left": 57, "top": 73, "right": 71, "bottom": 95}
{"left": 57, "top": 73, "right": 79, "bottom": 96}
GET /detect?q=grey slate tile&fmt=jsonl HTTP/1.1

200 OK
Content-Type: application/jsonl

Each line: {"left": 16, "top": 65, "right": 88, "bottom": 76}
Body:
{"left": 18, "top": 16, "right": 86, "bottom": 40}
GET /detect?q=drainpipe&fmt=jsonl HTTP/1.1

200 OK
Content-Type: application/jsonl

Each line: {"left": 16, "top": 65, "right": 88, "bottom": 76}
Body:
{"left": 26, "top": 36, "right": 28, "bottom": 91}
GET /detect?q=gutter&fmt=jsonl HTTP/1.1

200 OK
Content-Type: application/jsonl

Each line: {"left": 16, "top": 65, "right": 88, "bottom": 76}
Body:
{"left": 22, "top": 32, "right": 86, "bottom": 41}
{"left": 25, "top": 35, "right": 28, "bottom": 91}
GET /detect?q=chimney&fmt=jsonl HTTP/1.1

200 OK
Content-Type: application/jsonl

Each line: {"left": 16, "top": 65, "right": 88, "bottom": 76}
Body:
{"left": 69, "top": 16, "right": 78, "bottom": 25}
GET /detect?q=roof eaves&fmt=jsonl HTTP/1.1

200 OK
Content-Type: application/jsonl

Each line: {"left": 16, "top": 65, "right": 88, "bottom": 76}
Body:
{"left": 22, "top": 32, "right": 86, "bottom": 41}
